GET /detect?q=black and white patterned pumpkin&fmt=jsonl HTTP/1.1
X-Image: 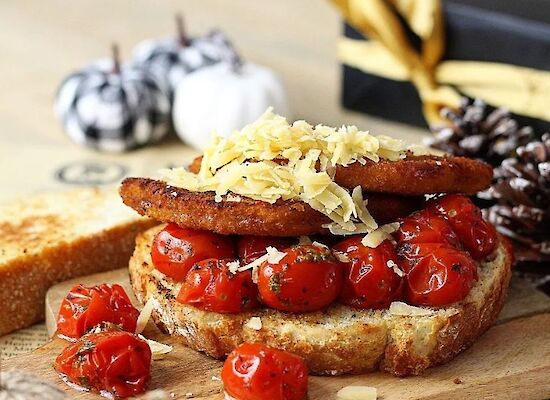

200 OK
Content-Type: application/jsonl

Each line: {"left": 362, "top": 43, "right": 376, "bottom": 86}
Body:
{"left": 55, "top": 55, "right": 170, "bottom": 153}
{"left": 132, "top": 17, "right": 237, "bottom": 94}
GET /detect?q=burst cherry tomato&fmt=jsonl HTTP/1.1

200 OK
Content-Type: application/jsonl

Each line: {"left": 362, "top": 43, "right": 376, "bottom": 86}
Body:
{"left": 177, "top": 259, "right": 259, "bottom": 313}
{"left": 257, "top": 244, "right": 343, "bottom": 312}
{"left": 399, "top": 243, "right": 478, "bottom": 306}
{"left": 238, "top": 236, "right": 296, "bottom": 264}
{"left": 333, "top": 237, "right": 403, "bottom": 309}
{"left": 55, "top": 331, "right": 151, "bottom": 398}
{"left": 57, "top": 284, "right": 139, "bottom": 339}
{"left": 428, "top": 194, "right": 497, "bottom": 260}
{"left": 395, "top": 209, "right": 461, "bottom": 248}
{"left": 151, "top": 223, "right": 235, "bottom": 281}
{"left": 222, "top": 343, "right": 308, "bottom": 400}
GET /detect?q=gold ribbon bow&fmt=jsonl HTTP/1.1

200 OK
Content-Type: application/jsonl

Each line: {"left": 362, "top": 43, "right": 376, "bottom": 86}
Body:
{"left": 331, "top": 0, "right": 550, "bottom": 125}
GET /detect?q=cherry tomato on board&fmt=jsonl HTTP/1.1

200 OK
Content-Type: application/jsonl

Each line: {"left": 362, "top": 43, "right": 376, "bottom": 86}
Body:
{"left": 395, "top": 209, "right": 461, "bottom": 248}
{"left": 57, "top": 283, "right": 139, "bottom": 339}
{"left": 257, "top": 244, "right": 343, "bottom": 312}
{"left": 151, "top": 223, "right": 236, "bottom": 281}
{"left": 333, "top": 237, "right": 404, "bottom": 309}
{"left": 238, "top": 236, "right": 296, "bottom": 264}
{"left": 427, "top": 194, "right": 497, "bottom": 260}
{"left": 55, "top": 331, "right": 151, "bottom": 398}
{"left": 222, "top": 343, "right": 308, "bottom": 400}
{"left": 177, "top": 259, "right": 260, "bottom": 313}
{"left": 398, "top": 243, "right": 478, "bottom": 306}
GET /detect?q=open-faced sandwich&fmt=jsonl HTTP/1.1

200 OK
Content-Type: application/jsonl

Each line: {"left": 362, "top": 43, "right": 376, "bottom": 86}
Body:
{"left": 120, "top": 110, "right": 512, "bottom": 381}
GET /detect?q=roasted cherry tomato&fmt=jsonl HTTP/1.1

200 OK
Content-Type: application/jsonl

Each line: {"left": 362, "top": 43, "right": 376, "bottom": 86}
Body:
{"left": 257, "top": 244, "right": 343, "bottom": 312}
{"left": 428, "top": 194, "right": 497, "bottom": 260}
{"left": 177, "top": 259, "right": 259, "bottom": 313}
{"left": 398, "top": 243, "right": 478, "bottom": 306}
{"left": 238, "top": 236, "right": 296, "bottom": 264}
{"left": 395, "top": 209, "right": 461, "bottom": 248}
{"left": 151, "top": 223, "right": 235, "bottom": 281}
{"left": 333, "top": 237, "right": 404, "bottom": 309}
{"left": 222, "top": 343, "right": 308, "bottom": 400}
{"left": 55, "top": 331, "right": 151, "bottom": 398}
{"left": 57, "top": 284, "right": 139, "bottom": 339}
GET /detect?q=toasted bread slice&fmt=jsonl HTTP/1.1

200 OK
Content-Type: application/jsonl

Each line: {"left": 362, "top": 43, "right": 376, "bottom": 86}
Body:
{"left": 0, "top": 188, "right": 156, "bottom": 335}
{"left": 120, "top": 178, "right": 422, "bottom": 236}
{"left": 129, "top": 225, "right": 512, "bottom": 376}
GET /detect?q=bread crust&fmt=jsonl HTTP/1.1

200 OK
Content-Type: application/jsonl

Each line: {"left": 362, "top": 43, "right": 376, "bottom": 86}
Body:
{"left": 189, "top": 155, "right": 493, "bottom": 196}
{"left": 119, "top": 178, "right": 422, "bottom": 236}
{"left": 129, "top": 226, "right": 513, "bottom": 376}
{"left": 0, "top": 188, "right": 157, "bottom": 336}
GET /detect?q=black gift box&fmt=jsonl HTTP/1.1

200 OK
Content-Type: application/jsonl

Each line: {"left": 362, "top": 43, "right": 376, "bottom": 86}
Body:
{"left": 341, "top": 1, "right": 550, "bottom": 133}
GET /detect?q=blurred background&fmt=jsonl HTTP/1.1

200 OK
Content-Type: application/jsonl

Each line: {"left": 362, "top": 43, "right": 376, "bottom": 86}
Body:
{"left": 0, "top": 0, "right": 549, "bottom": 207}
{"left": 0, "top": 0, "right": 429, "bottom": 202}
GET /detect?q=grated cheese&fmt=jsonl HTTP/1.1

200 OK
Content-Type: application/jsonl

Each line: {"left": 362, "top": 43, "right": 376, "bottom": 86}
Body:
{"left": 387, "top": 260, "right": 405, "bottom": 277}
{"left": 389, "top": 301, "right": 433, "bottom": 316}
{"left": 161, "top": 109, "right": 407, "bottom": 234}
{"left": 245, "top": 316, "right": 262, "bottom": 330}
{"left": 138, "top": 335, "right": 173, "bottom": 360}
{"left": 135, "top": 297, "right": 156, "bottom": 334}
{"left": 337, "top": 386, "right": 377, "bottom": 400}
{"left": 226, "top": 260, "right": 241, "bottom": 274}
{"left": 237, "top": 246, "right": 287, "bottom": 283}
{"left": 334, "top": 251, "right": 350, "bottom": 263}
{"left": 361, "top": 222, "right": 400, "bottom": 248}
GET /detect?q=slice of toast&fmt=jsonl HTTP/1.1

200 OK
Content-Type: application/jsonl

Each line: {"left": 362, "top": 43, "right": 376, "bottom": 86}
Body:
{"left": 0, "top": 188, "right": 156, "bottom": 336}
{"left": 129, "top": 225, "right": 512, "bottom": 376}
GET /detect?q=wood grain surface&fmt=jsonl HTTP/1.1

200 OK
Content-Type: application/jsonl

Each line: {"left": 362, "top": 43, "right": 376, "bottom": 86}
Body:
{"left": 4, "top": 268, "right": 550, "bottom": 400}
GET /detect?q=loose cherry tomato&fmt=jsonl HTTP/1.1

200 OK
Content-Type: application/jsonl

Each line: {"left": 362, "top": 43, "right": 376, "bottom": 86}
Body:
{"left": 428, "top": 194, "right": 497, "bottom": 260}
{"left": 333, "top": 237, "right": 404, "bottom": 309}
{"left": 222, "top": 343, "right": 308, "bottom": 400}
{"left": 57, "top": 284, "right": 139, "bottom": 339}
{"left": 55, "top": 331, "right": 151, "bottom": 398}
{"left": 257, "top": 244, "right": 343, "bottom": 312}
{"left": 151, "top": 223, "right": 235, "bottom": 281}
{"left": 177, "top": 259, "right": 259, "bottom": 313}
{"left": 238, "top": 236, "right": 296, "bottom": 264}
{"left": 395, "top": 209, "right": 461, "bottom": 248}
{"left": 399, "top": 243, "right": 478, "bottom": 306}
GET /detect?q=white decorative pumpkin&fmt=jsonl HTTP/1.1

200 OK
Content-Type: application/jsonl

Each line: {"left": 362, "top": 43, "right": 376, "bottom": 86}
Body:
{"left": 172, "top": 62, "right": 289, "bottom": 149}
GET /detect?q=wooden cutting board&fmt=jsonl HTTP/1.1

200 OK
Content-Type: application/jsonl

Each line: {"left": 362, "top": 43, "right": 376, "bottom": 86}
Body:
{"left": 5, "top": 269, "right": 550, "bottom": 400}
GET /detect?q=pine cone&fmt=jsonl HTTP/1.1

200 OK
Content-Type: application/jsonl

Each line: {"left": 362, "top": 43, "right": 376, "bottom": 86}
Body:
{"left": 428, "top": 98, "right": 534, "bottom": 166}
{"left": 480, "top": 133, "right": 550, "bottom": 262}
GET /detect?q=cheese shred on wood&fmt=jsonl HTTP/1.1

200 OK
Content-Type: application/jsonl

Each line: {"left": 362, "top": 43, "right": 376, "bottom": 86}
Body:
{"left": 161, "top": 109, "right": 407, "bottom": 234}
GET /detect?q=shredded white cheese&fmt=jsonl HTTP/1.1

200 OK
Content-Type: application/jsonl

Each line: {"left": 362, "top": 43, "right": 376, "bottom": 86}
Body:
{"left": 138, "top": 335, "right": 173, "bottom": 360}
{"left": 333, "top": 251, "right": 350, "bottom": 263}
{"left": 361, "top": 222, "right": 400, "bottom": 248}
{"left": 160, "top": 109, "right": 407, "bottom": 234}
{"left": 226, "top": 260, "right": 241, "bottom": 274}
{"left": 389, "top": 301, "right": 433, "bottom": 316}
{"left": 237, "top": 246, "right": 287, "bottom": 283}
{"left": 135, "top": 297, "right": 156, "bottom": 334}
{"left": 387, "top": 260, "right": 405, "bottom": 277}
{"left": 337, "top": 386, "right": 377, "bottom": 400}
{"left": 245, "top": 316, "right": 262, "bottom": 330}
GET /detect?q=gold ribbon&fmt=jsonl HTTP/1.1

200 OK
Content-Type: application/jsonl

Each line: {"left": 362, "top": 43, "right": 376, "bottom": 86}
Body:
{"left": 332, "top": 0, "right": 550, "bottom": 124}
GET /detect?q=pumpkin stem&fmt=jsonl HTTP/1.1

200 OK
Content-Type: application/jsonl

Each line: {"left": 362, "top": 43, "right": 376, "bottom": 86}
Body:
{"left": 111, "top": 43, "right": 121, "bottom": 74}
{"left": 175, "top": 13, "right": 189, "bottom": 47}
